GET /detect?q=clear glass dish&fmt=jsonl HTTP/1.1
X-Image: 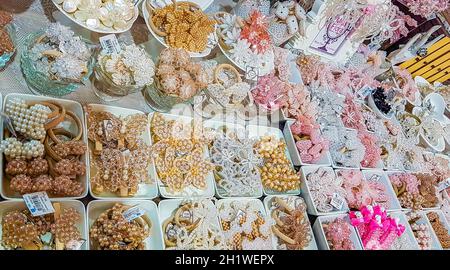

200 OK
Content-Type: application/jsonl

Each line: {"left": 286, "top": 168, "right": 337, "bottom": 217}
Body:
{"left": 20, "top": 31, "right": 95, "bottom": 97}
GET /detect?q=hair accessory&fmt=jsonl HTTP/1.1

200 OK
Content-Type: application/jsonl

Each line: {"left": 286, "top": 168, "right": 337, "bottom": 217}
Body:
{"left": 150, "top": 1, "right": 216, "bottom": 53}
{"left": 210, "top": 131, "right": 263, "bottom": 197}
{"left": 270, "top": 196, "right": 312, "bottom": 250}
{"left": 1, "top": 203, "right": 82, "bottom": 250}
{"left": 216, "top": 11, "right": 275, "bottom": 76}
{"left": 308, "top": 82, "right": 344, "bottom": 127}
{"left": 389, "top": 172, "right": 437, "bottom": 210}
{"left": 90, "top": 203, "right": 151, "bottom": 250}
{"left": 350, "top": 205, "right": 405, "bottom": 250}
{"left": 322, "top": 217, "right": 355, "bottom": 250}
{"left": 155, "top": 47, "right": 208, "bottom": 101}
{"left": 218, "top": 199, "right": 273, "bottom": 250}
{"left": 341, "top": 95, "right": 366, "bottom": 131}
{"left": 358, "top": 131, "right": 382, "bottom": 168}
{"left": 427, "top": 212, "right": 450, "bottom": 249}
{"left": 407, "top": 211, "right": 433, "bottom": 250}
{"left": 150, "top": 113, "right": 214, "bottom": 194}
{"left": 163, "top": 199, "right": 226, "bottom": 250}
{"left": 306, "top": 167, "right": 345, "bottom": 213}
{"left": 338, "top": 170, "right": 389, "bottom": 210}
{"left": 291, "top": 116, "right": 329, "bottom": 164}
{"left": 87, "top": 107, "right": 152, "bottom": 197}
{"left": 29, "top": 23, "right": 91, "bottom": 82}
{"left": 254, "top": 135, "right": 299, "bottom": 192}
{"left": 322, "top": 126, "right": 364, "bottom": 168}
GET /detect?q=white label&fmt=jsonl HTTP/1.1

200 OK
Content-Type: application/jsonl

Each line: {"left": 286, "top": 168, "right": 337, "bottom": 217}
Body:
{"left": 99, "top": 34, "right": 121, "bottom": 55}
{"left": 245, "top": 66, "right": 259, "bottom": 81}
{"left": 330, "top": 193, "right": 345, "bottom": 210}
{"left": 437, "top": 178, "right": 450, "bottom": 192}
{"left": 23, "top": 192, "right": 55, "bottom": 217}
{"left": 357, "top": 85, "right": 373, "bottom": 99}
{"left": 289, "top": 48, "right": 303, "bottom": 56}
{"left": 65, "top": 239, "right": 86, "bottom": 250}
{"left": 122, "top": 206, "right": 145, "bottom": 222}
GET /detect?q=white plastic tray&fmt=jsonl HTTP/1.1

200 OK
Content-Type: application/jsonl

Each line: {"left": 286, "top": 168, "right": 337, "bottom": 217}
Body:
{"left": 0, "top": 200, "right": 88, "bottom": 250}
{"left": 202, "top": 120, "right": 264, "bottom": 199}
{"left": 263, "top": 195, "right": 317, "bottom": 250}
{"left": 385, "top": 171, "right": 440, "bottom": 211}
{"left": 247, "top": 124, "right": 300, "bottom": 196}
{"left": 424, "top": 209, "right": 450, "bottom": 250}
{"left": 360, "top": 169, "right": 402, "bottom": 212}
{"left": 405, "top": 210, "right": 443, "bottom": 250}
{"left": 148, "top": 112, "right": 215, "bottom": 198}
{"left": 283, "top": 120, "right": 332, "bottom": 167}
{"left": 87, "top": 199, "right": 164, "bottom": 250}
{"left": 86, "top": 104, "right": 158, "bottom": 200}
{"left": 1, "top": 93, "right": 89, "bottom": 200}
{"left": 158, "top": 198, "right": 222, "bottom": 249}
{"left": 299, "top": 165, "right": 349, "bottom": 216}
{"left": 312, "top": 213, "right": 363, "bottom": 250}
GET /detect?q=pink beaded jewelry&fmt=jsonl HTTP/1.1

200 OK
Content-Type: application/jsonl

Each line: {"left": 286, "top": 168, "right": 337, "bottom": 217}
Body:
{"left": 358, "top": 131, "right": 382, "bottom": 168}
{"left": 323, "top": 217, "right": 355, "bottom": 250}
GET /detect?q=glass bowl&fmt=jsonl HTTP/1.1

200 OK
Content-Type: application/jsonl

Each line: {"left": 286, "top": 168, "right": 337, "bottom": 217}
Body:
{"left": 20, "top": 31, "right": 95, "bottom": 97}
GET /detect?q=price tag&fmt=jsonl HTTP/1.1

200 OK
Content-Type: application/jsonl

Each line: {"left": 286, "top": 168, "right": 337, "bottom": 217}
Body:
{"left": 65, "top": 239, "right": 86, "bottom": 250}
{"left": 437, "top": 178, "right": 450, "bottom": 192}
{"left": 357, "top": 85, "right": 373, "bottom": 99}
{"left": 23, "top": 192, "right": 55, "bottom": 217}
{"left": 122, "top": 206, "right": 145, "bottom": 222}
{"left": 99, "top": 34, "right": 121, "bottom": 55}
{"left": 289, "top": 48, "right": 303, "bottom": 56}
{"left": 245, "top": 66, "right": 259, "bottom": 81}
{"left": 330, "top": 193, "right": 345, "bottom": 210}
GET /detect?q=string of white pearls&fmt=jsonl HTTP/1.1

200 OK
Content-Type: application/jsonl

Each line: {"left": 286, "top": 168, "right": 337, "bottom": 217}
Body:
{"left": 5, "top": 99, "right": 50, "bottom": 140}
{"left": 0, "top": 138, "right": 45, "bottom": 159}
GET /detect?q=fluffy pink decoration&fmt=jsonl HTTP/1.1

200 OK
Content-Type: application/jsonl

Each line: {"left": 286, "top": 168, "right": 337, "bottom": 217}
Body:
{"left": 350, "top": 205, "right": 405, "bottom": 250}
{"left": 358, "top": 131, "right": 382, "bottom": 168}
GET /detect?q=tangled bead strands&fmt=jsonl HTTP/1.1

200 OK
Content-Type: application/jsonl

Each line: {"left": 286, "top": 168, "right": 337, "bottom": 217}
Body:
{"left": 89, "top": 203, "right": 151, "bottom": 250}
{"left": 1, "top": 204, "right": 82, "bottom": 250}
